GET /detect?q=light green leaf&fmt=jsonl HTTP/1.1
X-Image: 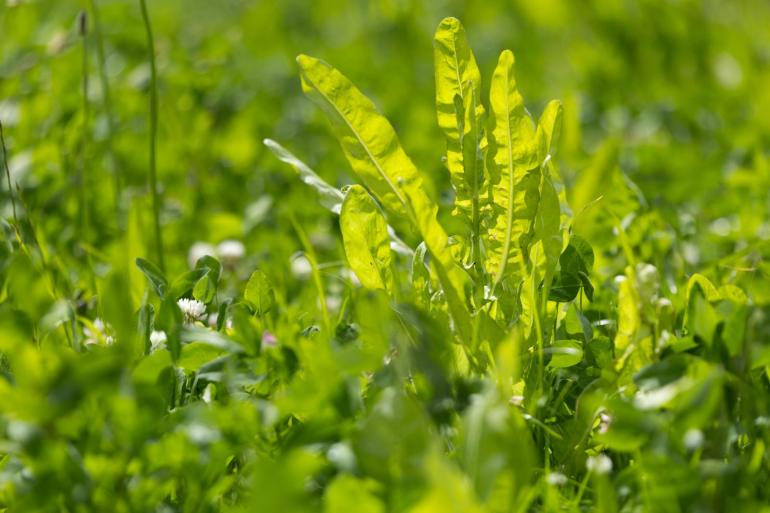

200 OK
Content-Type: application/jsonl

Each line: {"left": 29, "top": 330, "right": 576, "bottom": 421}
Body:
{"left": 297, "top": 54, "right": 471, "bottom": 340}
{"left": 536, "top": 99, "right": 563, "bottom": 164}
{"left": 244, "top": 269, "right": 275, "bottom": 315}
{"left": 533, "top": 170, "right": 563, "bottom": 293}
{"left": 614, "top": 271, "right": 645, "bottom": 372}
{"left": 457, "top": 388, "right": 534, "bottom": 505}
{"left": 323, "top": 475, "right": 384, "bottom": 513}
{"left": 180, "top": 326, "right": 245, "bottom": 354}
{"left": 176, "top": 342, "right": 225, "bottom": 372}
{"left": 297, "top": 54, "right": 415, "bottom": 228}
{"left": 461, "top": 80, "right": 486, "bottom": 268}
{"left": 263, "top": 138, "right": 344, "bottom": 214}
{"left": 340, "top": 185, "right": 394, "bottom": 293}
{"left": 433, "top": 17, "right": 485, "bottom": 222}
{"left": 486, "top": 50, "right": 541, "bottom": 289}
{"left": 547, "top": 339, "right": 584, "bottom": 368}
{"left": 168, "top": 268, "right": 209, "bottom": 300}
{"left": 192, "top": 271, "right": 215, "bottom": 304}
{"left": 135, "top": 257, "right": 167, "bottom": 297}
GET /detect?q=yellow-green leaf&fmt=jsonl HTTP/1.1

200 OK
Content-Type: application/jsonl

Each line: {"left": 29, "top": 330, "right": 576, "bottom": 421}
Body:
{"left": 536, "top": 99, "right": 563, "bottom": 165}
{"left": 433, "top": 17, "right": 485, "bottom": 222}
{"left": 297, "top": 54, "right": 415, "bottom": 229}
{"left": 340, "top": 185, "right": 394, "bottom": 293}
{"left": 486, "top": 50, "right": 540, "bottom": 288}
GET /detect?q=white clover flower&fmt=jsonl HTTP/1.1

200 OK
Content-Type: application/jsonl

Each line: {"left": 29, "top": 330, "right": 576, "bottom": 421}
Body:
{"left": 586, "top": 454, "right": 613, "bottom": 475}
{"left": 178, "top": 298, "right": 207, "bottom": 323}
{"left": 188, "top": 241, "right": 217, "bottom": 269}
{"left": 546, "top": 472, "right": 568, "bottom": 486}
{"left": 325, "top": 295, "right": 342, "bottom": 313}
{"left": 149, "top": 330, "right": 167, "bottom": 352}
{"left": 683, "top": 428, "right": 704, "bottom": 450}
{"left": 290, "top": 254, "right": 312, "bottom": 279}
{"left": 599, "top": 412, "right": 612, "bottom": 434}
{"left": 83, "top": 318, "right": 115, "bottom": 346}
{"left": 217, "top": 239, "right": 245, "bottom": 264}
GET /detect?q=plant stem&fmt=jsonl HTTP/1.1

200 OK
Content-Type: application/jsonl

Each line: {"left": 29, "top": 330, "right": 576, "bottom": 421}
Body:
{"left": 291, "top": 216, "right": 331, "bottom": 334}
{"left": 0, "top": 121, "right": 18, "bottom": 227}
{"left": 89, "top": 0, "right": 120, "bottom": 220}
{"left": 139, "top": 0, "right": 164, "bottom": 271}
{"left": 79, "top": 11, "right": 90, "bottom": 242}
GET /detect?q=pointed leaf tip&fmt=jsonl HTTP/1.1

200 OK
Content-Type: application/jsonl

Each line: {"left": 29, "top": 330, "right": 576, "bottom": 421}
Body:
{"left": 437, "top": 17, "right": 460, "bottom": 30}
{"left": 498, "top": 49, "right": 515, "bottom": 66}
{"left": 296, "top": 54, "right": 314, "bottom": 67}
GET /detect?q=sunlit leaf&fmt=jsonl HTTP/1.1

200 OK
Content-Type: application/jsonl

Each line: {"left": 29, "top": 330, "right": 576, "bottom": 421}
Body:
{"left": 340, "top": 185, "right": 394, "bottom": 293}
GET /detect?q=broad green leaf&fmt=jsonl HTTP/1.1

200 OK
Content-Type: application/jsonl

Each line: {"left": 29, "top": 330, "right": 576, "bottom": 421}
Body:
{"left": 353, "top": 388, "right": 433, "bottom": 484}
{"left": 132, "top": 348, "right": 173, "bottom": 385}
{"left": 548, "top": 235, "right": 595, "bottom": 302}
{"left": 457, "top": 388, "right": 534, "bottom": 505}
{"left": 340, "top": 185, "right": 394, "bottom": 293}
{"left": 460, "top": 81, "right": 486, "bottom": 267}
{"left": 244, "top": 269, "right": 275, "bottom": 315}
{"left": 614, "top": 270, "right": 649, "bottom": 373}
{"left": 192, "top": 271, "right": 215, "bottom": 304}
{"left": 547, "top": 339, "right": 584, "bottom": 368}
{"left": 297, "top": 54, "right": 471, "bottom": 340}
{"left": 135, "top": 257, "right": 167, "bottom": 297}
{"left": 409, "top": 452, "right": 486, "bottom": 513}
{"left": 264, "top": 138, "right": 344, "bottom": 214}
{"left": 323, "top": 475, "right": 384, "bottom": 513}
{"left": 180, "top": 326, "right": 245, "bottom": 354}
{"left": 296, "top": 54, "right": 415, "bottom": 228}
{"left": 486, "top": 50, "right": 541, "bottom": 289}
{"left": 433, "top": 17, "right": 485, "bottom": 222}
{"left": 176, "top": 342, "right": 225, "bottom": 372}
{"left": 195, "top": 255, "right": 222, "bottom": 283}
{"left": 167, "top": 268, "right": 208, "bottom": 300}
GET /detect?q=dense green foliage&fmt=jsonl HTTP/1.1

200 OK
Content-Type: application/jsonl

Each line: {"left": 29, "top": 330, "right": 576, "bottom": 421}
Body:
{"left": 2, "top": 1, "right": 770, "bottom": 512}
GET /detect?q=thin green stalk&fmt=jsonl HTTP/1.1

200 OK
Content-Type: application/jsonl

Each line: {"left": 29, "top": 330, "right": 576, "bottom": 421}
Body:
{"left": 139, "top": 0, "right": 164, "bottom": 271}
{"left": 291, "top": 216, "right": 331, "bottom": 334}
{"left": 0, "top": 121, "right": 18, "bottom": 228}
{"left": 89, "top": 0, "right": 120, "bottom": 219}
{"left": 79, "top": 11, "right": 91, "bottom": 242}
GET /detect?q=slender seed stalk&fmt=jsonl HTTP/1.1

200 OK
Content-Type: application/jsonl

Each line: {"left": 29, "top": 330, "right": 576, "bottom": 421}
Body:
{"left": 139, "top": 0, "right": 164, "bottom": 271}
{"left": 89, "top": 0, "right": 120, "bottom": 220}
{"left": 79, "top": 11, "right": 90, "bottom": 242}
{"left": 0, "top": 121, "right": 18, "bottom": 228}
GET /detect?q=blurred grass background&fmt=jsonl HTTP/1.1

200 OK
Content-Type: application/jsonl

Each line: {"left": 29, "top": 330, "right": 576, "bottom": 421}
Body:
{"left": 2, "top": 0, "right": 769, "bottom": 275}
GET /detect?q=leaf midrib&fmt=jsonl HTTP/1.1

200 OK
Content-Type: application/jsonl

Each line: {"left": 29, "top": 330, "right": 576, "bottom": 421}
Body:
{"left": 495, "top": 64, "right": 516, "bottom": 286}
